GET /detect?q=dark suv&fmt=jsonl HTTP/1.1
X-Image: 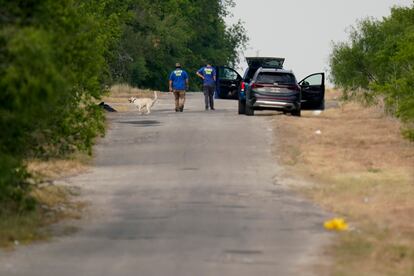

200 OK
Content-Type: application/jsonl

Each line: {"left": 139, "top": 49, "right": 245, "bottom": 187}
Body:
{"left": 244, "top": 67, "right": 302, "bottom": 116}
{"left": 216, "top": 57, "right": 325, "bottom": 116}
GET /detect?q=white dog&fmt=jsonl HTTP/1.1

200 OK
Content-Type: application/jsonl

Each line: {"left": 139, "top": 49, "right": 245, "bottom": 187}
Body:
{"left": 129, "top": 92, "right": 158, "bottom": 114}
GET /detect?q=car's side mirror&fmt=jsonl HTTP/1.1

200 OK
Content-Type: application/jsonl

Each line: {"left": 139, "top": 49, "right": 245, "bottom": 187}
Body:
{"left": 301, "top": 81, "right": 310, "bottom": 86}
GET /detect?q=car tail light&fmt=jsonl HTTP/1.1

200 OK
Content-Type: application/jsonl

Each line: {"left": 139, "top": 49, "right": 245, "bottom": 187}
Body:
{"left": 241, "top": 82, "right": 245, "bottom": 92}
{"left": 251, "top": 83, "right": 264, "bottom": 89}
{"left": 287, "top": 85, "right": 301, "bottom": 91}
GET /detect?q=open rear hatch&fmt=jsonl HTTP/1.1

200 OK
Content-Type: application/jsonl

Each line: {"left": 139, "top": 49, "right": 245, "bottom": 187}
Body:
{"left": 246, "top": 57, "right": 285, "bottom": 69}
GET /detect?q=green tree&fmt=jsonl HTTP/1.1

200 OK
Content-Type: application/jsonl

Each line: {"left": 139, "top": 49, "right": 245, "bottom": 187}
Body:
{"left": 0, "top": 0, "right": 128, "bottom": 212}
{"left": 110, "top": 0, "right": 248, "bottom": 90}
{"left": 329, "top": 3, "right": 414, "bottom": 140}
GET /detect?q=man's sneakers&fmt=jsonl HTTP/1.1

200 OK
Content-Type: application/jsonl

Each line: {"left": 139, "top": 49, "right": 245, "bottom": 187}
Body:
{"left": 176, "top": 107, "right": 184, "bottom": 112}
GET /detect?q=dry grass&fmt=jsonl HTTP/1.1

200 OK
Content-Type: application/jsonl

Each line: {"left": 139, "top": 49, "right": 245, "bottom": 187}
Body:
{"left": 0, "top": 211, "right": 47, "bottom": 248}
{"left": 26, "top": 154, "right": 90, "bottom": 180}
{"left": 273, "top": 89, "right": 414, "bottom": 276}
{"left": 0, "top": 156, "right": 89, "bottom": 249}
{"left": 103, "top": 83, "right": 157, "bottom": 102}
{"left": 0, "top": 184, "right": 84, "bottom": 249}
{"left": 101, "top": 84, "right": 159, "bottom": 112}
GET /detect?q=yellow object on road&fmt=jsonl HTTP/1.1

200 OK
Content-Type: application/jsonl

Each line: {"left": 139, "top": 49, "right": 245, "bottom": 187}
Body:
{"left": 324, "top": 218, "right": 349, "bottom": 231}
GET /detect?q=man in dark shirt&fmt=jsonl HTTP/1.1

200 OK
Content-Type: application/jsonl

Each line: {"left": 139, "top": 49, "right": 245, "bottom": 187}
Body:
{"left": 196, "top": 63, "right": 217, "bottom": 111}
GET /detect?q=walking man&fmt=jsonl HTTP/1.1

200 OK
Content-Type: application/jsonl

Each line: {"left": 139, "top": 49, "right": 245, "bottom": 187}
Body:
{"left": 196, "top": 63, "right": 216, "bottom": 110}
{"left": 169, "top": 63, "right": 189, "bottom": 112}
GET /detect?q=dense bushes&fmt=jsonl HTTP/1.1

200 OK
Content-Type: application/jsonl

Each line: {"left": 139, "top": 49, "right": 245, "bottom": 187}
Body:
{"left": 0, "top": 0, "right": 120, "bottom": 212}
{"left": 0, "top": 0, "right": 247, "bottom": 212}
{"left": 330, "top": 3, "right": 414, "bottom": 140}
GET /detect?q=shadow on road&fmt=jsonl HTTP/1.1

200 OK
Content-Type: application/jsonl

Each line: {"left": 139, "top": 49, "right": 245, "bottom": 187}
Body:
{"left": 118, "top": 120, "right": 161, "bottom": 127}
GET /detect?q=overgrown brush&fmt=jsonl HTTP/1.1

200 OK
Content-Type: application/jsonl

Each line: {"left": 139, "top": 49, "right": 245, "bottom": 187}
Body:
{"left": 330, "top": 3, "right": 414, "bottom": 140}
{"left": 0, "top": 0, "right": 126, "bottom": 212}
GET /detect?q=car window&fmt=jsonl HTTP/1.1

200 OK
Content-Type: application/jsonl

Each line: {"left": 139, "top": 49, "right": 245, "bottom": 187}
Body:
{"left": 247, "top": 58, "right": 284, "bottom": 69}
{"left": 301, "top": 74, "right": 322, "bottom": 86}
{"left": 219, "top": 68, "right": 239, "bottom": 80}
{"left": 256, "top": 73, "right": 296, "bottom": 85}
{"left": 260, "top": 60, "right": 284, "bottom": 68}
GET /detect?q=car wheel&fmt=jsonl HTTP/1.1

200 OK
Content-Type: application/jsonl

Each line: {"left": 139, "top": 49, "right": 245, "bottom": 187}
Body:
{"left": 291, "top": 108, "right": 301, "bottom": 117}
{"left": 238, "top": 100, "right": 246, "bottom": 114}
{"left": 245, "top": 101, "right": 254, "bottom": 116}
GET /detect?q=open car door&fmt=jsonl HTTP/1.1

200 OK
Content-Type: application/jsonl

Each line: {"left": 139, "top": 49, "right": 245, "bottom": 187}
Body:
{"left": 299, "top": 73, "right": 325, "bottom": 110}
{"left": 216, "top": 66, "right": 242, "bottom": 99}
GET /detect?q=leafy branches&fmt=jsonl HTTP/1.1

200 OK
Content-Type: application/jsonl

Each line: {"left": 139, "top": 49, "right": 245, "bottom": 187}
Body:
{"left": 330, "top": 4, "right": 414, "bottom": 140}
{"left": 110, "top": 0, "right": 248, "bottom": 90}
{"left": 0, "top": 0, "right": 127, "bottom": 211}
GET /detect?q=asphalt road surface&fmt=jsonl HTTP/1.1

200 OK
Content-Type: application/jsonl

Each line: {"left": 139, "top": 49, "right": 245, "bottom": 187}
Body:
{"left": 0, "top": 93, "right": 331, "bottom": 276}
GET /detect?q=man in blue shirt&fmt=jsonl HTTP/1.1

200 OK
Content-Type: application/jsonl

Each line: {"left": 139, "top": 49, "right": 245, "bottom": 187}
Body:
{"left": 196, "top": 63, "right": 217, "bottom": 110}
{"left": 169, "top": 63, "right": 189, "bottom": 112}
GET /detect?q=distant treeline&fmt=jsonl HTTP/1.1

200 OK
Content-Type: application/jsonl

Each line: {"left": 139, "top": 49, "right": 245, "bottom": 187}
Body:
{"left": 110, "top": 0, "right": 248, "bottom": 90}
{"left": 0, "top": 0, "right": 247, "bottom": 212}
{"left": 330, "top": 3, "right": 414, "bottom": 140}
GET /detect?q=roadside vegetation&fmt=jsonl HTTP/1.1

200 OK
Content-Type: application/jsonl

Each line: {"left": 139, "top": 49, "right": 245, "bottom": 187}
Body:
{"left": 330, "top": 3, "right": 414, "bottom": 141}
{"left": 0, "top": 0, "right": 247, "bottom": 247}
{"left": 316, "top": 4, "right": 414, "bottom": 274}
{"left": 273, "top": 90, "right": 414, "bottom": 276}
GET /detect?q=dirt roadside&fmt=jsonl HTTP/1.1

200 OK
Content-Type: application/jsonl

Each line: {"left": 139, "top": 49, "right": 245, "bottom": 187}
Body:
{"left": 272, "top": 89, "right": 414, "bottom": 275}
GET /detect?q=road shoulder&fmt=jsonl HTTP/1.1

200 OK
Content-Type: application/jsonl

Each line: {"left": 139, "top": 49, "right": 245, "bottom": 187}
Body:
{"left": 272, "top": 90, "right": 414, "bottom": 275}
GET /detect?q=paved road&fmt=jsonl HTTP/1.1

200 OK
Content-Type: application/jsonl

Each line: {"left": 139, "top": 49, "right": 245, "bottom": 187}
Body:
{"left": 0, "top": 93, "right": 331, "bottom": 276}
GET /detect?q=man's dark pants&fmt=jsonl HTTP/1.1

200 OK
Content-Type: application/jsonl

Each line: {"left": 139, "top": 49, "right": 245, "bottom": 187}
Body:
{"left": 203, "top": 85, "right": 215, "bottom": 109}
